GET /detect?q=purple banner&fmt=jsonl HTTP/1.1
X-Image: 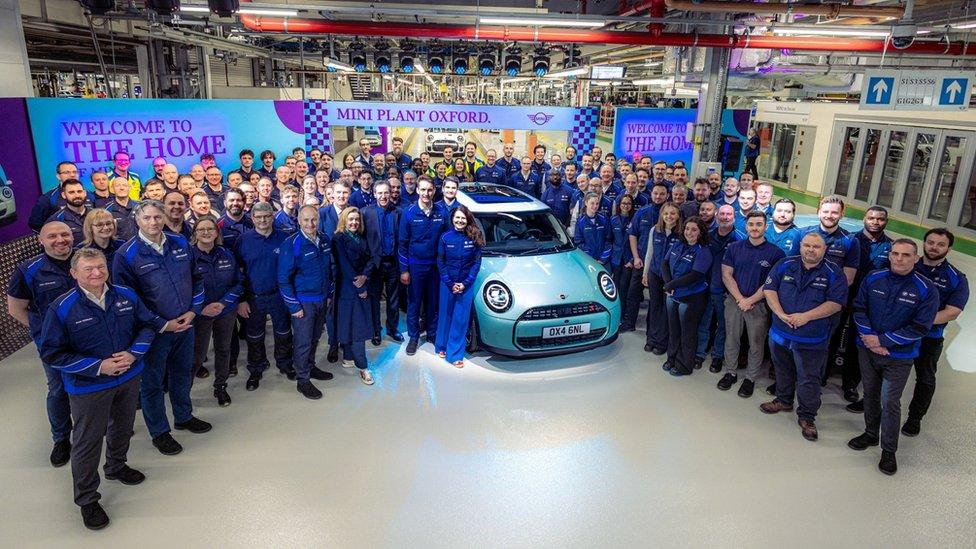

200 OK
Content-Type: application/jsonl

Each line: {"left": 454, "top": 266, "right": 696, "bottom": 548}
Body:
{"left": 0, "top": 99, "right": 42, "bottom": 242}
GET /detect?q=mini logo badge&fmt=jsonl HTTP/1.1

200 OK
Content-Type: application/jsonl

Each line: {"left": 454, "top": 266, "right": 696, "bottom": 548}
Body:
{"left": 559, "top": 294, "right": 566, "bottom": 300}
{"left": 527, "top": 112, "right": 554, "bottom": 126}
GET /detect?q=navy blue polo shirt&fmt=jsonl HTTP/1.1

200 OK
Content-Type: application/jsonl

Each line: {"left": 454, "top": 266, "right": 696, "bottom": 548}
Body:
{"left": 796, "top": 225, "right": 859, "bottom": 272}
{"left": 708, "top": 226, "right": 743, "bottom": 294}
{"left": 764, "top": 257, "right": 848, "bottom": 348}
{"left": 722, "top": 238, "right": 786, "bottom": 297}
{"left": 915, "top": 260, "right": 970, "bottom": 338}
{"left": 764, "top": 224, "right": 802, "bottom": 255}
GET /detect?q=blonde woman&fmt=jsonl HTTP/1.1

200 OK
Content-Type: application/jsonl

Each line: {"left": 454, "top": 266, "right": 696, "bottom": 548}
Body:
{"left": 332, "top": 207, "right": 375, "bottom": 385}
{"left": 79, "top": 208, "right": 124, "bottom": 273}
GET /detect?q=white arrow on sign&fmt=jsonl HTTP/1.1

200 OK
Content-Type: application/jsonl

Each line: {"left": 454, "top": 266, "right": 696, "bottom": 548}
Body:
{"left": 946, "top": 80, "right": 962, "bottom": 103}
{"left": 872, "top": 79, "right": 889, "bottom": 102}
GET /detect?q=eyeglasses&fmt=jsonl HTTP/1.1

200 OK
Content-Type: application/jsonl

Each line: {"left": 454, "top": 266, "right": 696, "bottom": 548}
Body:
{"left": 195, "top": 228, "right": 217, "bottom": 234}
{"left": 92, "top": 222, "right": 115, "bottom": 229}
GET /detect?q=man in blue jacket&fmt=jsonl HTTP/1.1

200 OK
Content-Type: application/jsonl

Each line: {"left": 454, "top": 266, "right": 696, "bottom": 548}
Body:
{"left": 364, "top": 182, "right": 403, "bottom": 344}
{"left": 903, "top": 228, "right": 969, "bottom": 437}
{"left": 7, "top": 221, "right": 76, "bottom": 467}
{"left": 848, "top": 239, "right": 939, "bottom": 475}
{"left": 113, "top": 200, "right": 209, "bottom": 456}
{"left": 234, "top": 202, "right": 295, "bottom": 391}
{"left": 28, "top": 161, "right": 82, "bottom": 232}
{"left": 475, "top": 149, "right": 507, "bottom": 185}
{"left": 541, "top": 171, "right": 573, "bottom": 226}
{"left": 38, "top": 247, "right": 174, "bottom": 530}
{"left": 278, "top": 205, "right": 335, "bottom": 400}
{"left": 399, "top": 177, "right": 449, "bottom": 355}
{"left": 761, "top": 233, "right": 848, "bottom": 441}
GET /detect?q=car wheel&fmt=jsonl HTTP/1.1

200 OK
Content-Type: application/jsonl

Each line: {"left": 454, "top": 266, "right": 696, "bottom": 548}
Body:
{"left": 466, "top": 313, "right": 480, "bottom": 354}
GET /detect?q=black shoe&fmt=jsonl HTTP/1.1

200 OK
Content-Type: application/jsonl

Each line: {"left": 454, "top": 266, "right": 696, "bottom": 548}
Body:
{"left": 618, "top": 324, "right": 635, "bottom": 333}
{"left": 843, "top": 388, "right": 859, "bottom": 403}
{"left": 717, "top": 373, "right": 737, "bottom": 391}
{"left": 297, "top": 380, "right": 322, "bottom": 400}
{"left": 50, "top": 439, "right": 71, "bottom": 468}
{"left": 901, "top": 418, "right": 921, "bottom": 437}
{"left": 847, "top": 432, "right": 880, "bottom": 451}
{"left": 694, "top": 357, "right": 704, "bottom": 370}
{"left": 327, "top": 347, "right": 339, "bottom": 363}
{"left": 651, "top": 347, "right": 666, "bottom": 356}
{"left": 371, "top": 334, "right": 382, "bottom": 346}
{"left": 708, "top": 358, "right": 724, "bottom": 374}
{"left": 152, "top": 433, "right": 183, "bottom": 456}
{"left": 662, "top": 360, "right": 673, "bottom": 372}
{"left": 283, "top": 368, "right": 297, "bottom": 381}
{"left": 737, "top": 379, "right": 755, "bottom": 398}
{"left": 228, "top": 366, "right": 238, "bottom": 378}
{"left": 214, "top": 386, "right": 231, "bottom": 407}
{"left": 174, "top": 417, "right": 212, "bottom": 434}
{"left": 406, "top": 339, "right": 419, "bottom": 355}
{"left": 879, "top": 450, "right": 898, "bottom": 476}
{"left": 389, "top": 331, "right": 405, "bottom": 343}
{"left": 426, "top": 335, "right": 436, "bottom": 345}
{"left": 81, "top": 502, "right": 110, "bottom": 530}
{"left": 669, "top": 368, "right": 690, "bottom": 377}
{"left": 643, "top": 344, "right": 653, "bottom": 353}
{"left": 765, "top": 382, "right": 776, "bottom": 396}
{"left": 105, "top": 465, "right": 145, "bottom": 485}
{"left": 310, "top": 366, "right": 334, "bottom": 381}
{"left": 846, "top": 399, "right": 864, "bottom": 413}
{"left": 195, "top": 366, "right": 210, "bottom": 379}
{"left": 246, "top": 373, "right": 261, "bottom": 391}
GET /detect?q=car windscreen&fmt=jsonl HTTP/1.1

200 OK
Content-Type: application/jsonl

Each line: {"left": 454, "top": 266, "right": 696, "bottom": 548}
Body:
{"left": 475, "top": 210, "right": 574, "bottom": 256}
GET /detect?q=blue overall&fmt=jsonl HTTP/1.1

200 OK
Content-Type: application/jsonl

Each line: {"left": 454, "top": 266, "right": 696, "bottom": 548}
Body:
{"left": 113, "top": 233, "right": 204, "bottom": 438}
{"left": 696, "top": 227, "right": 742, "bottom": 360}
{"left": 573, "top": 213, "right": 611, "bottom": 265}
{"left": 278, "top": 230, "right": 333, "bottom": 382}
{"left": 541, "top": 184, "right": 574, "bottom": 226}
{"left": 475, "top": 163, "right": 507, "bottom": 185}
{"left": 398, "top": 202, "right": 449, "bottom": 340}
{"left": 435, "top": 229, "right": 482, "bottom": 363}
{"left": 363, "top": 202, "right": 402, "bottom": 336}
{"left": 510, "top": 171, "right": 541, "bottom": 198}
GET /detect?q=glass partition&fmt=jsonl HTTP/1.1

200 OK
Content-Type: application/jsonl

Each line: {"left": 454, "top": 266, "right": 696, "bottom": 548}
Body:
{"left": 900, "top": 132, "right": 935, "bottom": 216}
{"left": 833, "top": 126, "right": 860, "bottom": 197}
{"left": 928, "top": 135, "right": 967, "bottom": 222}
{"left": 875, "top": 130, "right": 907, "bottom": 208}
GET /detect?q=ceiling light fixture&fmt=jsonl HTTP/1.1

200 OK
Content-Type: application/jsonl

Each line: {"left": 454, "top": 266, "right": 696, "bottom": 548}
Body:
{"left": 479, "top": 16, "right": 605, "bottom": 28}
{"left": 180, "top": 4, "right": 298, "bottom": 16}
{"left": 771, "top": 27, "right": 890, "bottom": 38}
{"left": 545, "top": 66, "right": 588, "bottom": 78}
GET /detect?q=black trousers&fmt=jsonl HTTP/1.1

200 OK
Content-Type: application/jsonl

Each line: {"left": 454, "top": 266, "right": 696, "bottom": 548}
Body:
{"left": 907, "top": 336, "right": 945, "bottom": 422}
{"left": 827, "top": 307, "right": 860, "bottom": 391}
{"left": 743, "top": 156, "right": 759, "bottom": 179}
{"left": 370, "top": 256, "right": 402, "bottom": 335}
{"left": 622, "top": 268, "right": 645, "bottom": 329}
{"left": 612, "top": 263, "right": 634, "bottom": 321}
{"left": 193, "top": 313, "right": 237, "bottom": 387}
{"left": 69, "top": 375, "right": 141, "bottom": 507}
{"left": 666, "top": 291, "right": 707, "bottom": 374}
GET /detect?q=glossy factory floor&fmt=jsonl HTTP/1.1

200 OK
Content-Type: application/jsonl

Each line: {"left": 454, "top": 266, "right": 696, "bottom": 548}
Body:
{"left": 2, "top": 262, "right": 975, "bottom": 548}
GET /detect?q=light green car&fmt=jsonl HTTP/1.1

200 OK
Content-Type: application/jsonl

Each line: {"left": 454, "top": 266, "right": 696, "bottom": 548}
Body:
{"left": 457, "top": 184, "right": 621, "bottom": 358}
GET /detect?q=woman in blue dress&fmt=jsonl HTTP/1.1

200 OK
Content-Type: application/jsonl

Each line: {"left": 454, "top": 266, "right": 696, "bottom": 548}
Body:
{"left": 435, "top": 206, "right": 483, "bottom": 368}
{"left": 332, "top": 207, "right": 376, "bottom": 385}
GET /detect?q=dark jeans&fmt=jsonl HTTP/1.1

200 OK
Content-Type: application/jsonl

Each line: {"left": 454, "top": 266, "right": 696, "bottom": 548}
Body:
{"left": 666, "top": 291, "right": 707, "bottom": 374}
{"left": 291, "top": 300, "right": 326, "bottom": 382}
{"left": 340, "top": 342, "right": 368, "bottom": 370}
{"left": 193, "top": 312, "right": 237, "bottom": 387}
{"left": 244, "top": 294, "right": 294, "bottom": 375}
{"left": 370, "top": 256, "right": 401, "bottom": 335}
{"left": 827, "top": 307, "right": 859, "bottom": 391}
{"left": 612, "top": 263, "right": 634, "bottom": 321}
{"left": 743, "top": 155, "right": 758, "bottom": 179}
{"left": 907, "top": 336, "right": 945, "bottom": 422}
{"left": 858, "top": 347, "right": 913, "bottom": 453}
{"left": 69, "top": 375, "right": 140, "bottom": 506}
{"left": 622, "top": 268, "right": 644, "bottom": 329}
{"left": 406, "top": 263, "right": 439, "bottom": 340}
{"left": 645, "top": 271, "right": 669, "bottom": 350}
{"left": 696, "top": 292, "right": 726, "bottom": 360}
{"left": 770, "top": 340, "right": 828, "bottom": 422}
{"left": 41, "top": 360, "right": 72, "bottom": 443}
{"left": 141, "top": 329, "right": 195, "bottom": 439}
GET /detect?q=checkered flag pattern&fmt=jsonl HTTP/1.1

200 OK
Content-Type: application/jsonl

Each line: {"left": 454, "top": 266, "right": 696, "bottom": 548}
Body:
{"left": 304, "top": 100, "right": 333, "bottom": 154}
{"left": 569, "top": 107, "right": 598, "bottom": 154}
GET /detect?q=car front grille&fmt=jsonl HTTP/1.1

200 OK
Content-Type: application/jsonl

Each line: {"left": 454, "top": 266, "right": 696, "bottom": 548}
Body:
{"left": 518, "top": 302, "right": 607, "bottom": 321}
{"left": 516, "top": 327, "right": 607, "bottom": 350}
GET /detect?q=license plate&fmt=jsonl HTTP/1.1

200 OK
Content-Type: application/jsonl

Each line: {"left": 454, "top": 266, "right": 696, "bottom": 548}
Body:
{"left": 542, "top": 323, "right": 591, "bottom": 339}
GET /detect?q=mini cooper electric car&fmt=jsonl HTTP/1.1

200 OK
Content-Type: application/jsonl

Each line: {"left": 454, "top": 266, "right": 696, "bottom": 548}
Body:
{"left": 457, "top": 184, "right": 620, "bottom": 358}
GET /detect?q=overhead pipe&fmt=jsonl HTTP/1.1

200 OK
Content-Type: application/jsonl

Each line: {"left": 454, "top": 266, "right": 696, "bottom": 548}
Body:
{"left": 239, "top": 16, "right": 976, "bottom": 57}
{"left": 663, "top": 0, "right": 904, "bottom": 19}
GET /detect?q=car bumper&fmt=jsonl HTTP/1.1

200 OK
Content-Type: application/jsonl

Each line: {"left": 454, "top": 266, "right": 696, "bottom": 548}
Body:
{"left": 428, "top": 140, "right": 462, "bottom": 153}
{"left": 477, "top": 305, "right": 621, "bottom": 358}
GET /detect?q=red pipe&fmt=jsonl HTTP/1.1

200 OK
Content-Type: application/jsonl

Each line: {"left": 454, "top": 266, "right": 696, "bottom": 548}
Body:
{"left": 648, "top": 0, "right": 666, "bottom": 37}
{"left": 239, "top": 16, "right": 975, "bottom": 56}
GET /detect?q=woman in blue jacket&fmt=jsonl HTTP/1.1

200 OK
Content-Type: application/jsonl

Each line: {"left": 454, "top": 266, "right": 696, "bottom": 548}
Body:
{"left": 609, "top": 194, "right": 635, "bottom": 315}
{"left": 333, "top": 207, "right": 376, "bottom": 385}
{"left": 641, "top": 202, "right": 681, "bottom": 355}
{"left": 80, "top": 208, "right": 125, "bottom": 276}
{"left": 662, "top": 216, "right": 713, "bottom": 377}
{"left": 435, "top": 206, "right": 484, "bottom": 367}
{"left": 573, "top": 192, "right": 611, "bottom": 265}
{"left": 190, "top": 215, "right": 243, "bottom": 406}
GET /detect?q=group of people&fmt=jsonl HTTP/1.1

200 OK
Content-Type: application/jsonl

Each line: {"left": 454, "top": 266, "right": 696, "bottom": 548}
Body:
{"left": 7, "top": 136, "right": 969, "bottom": 530}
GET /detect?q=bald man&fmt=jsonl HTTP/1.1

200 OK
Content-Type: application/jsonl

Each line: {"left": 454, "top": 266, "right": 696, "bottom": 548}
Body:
{"left": 7, "top": 221, "right": 77, "bottom": 467}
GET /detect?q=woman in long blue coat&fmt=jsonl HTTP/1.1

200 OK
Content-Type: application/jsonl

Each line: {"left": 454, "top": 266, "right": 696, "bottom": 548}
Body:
{"left": 435, "top": 206, "right": 483, "bottom": 368}
{"left": 332, "top": 207, "right": 376, "bottom": 385}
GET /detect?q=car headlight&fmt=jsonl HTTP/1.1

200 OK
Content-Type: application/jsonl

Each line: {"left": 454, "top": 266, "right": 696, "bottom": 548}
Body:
{"left": 483, "top": 281, "right": 512, "bottom": 313}
{"left": 427, "top": 134, "right": 434, "bottom": 142}
{"left": 0, "top": 187, "right": 11, "bottom": 199}
{"left": 598, "top": 272, "right": 617, "bottom": 300}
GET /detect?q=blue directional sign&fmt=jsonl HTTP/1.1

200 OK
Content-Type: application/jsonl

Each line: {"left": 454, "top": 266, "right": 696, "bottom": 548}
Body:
{"left": 939, "top": 78, "right": 968, "bottom": 106}
{"left": 865, "top": 76, "right": 894, "bottom": 105}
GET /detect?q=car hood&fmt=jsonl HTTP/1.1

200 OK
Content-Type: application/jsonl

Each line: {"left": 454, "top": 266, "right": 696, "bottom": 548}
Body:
{"left": 477, "top": 250, "right": 611, "bottom": 316}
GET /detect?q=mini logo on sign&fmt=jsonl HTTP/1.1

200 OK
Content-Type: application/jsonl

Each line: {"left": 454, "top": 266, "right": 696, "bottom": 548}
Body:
{"left": 527, "top": 112, "right": 554, "bottom": 126}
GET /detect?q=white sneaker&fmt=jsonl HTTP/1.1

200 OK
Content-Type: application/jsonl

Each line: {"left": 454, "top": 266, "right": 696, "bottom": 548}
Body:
{"left": 360, "top": 369, "right": 374, "bottom": 385}
{"left": 342, "top": 359, "right": 354, "bottom": 369}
